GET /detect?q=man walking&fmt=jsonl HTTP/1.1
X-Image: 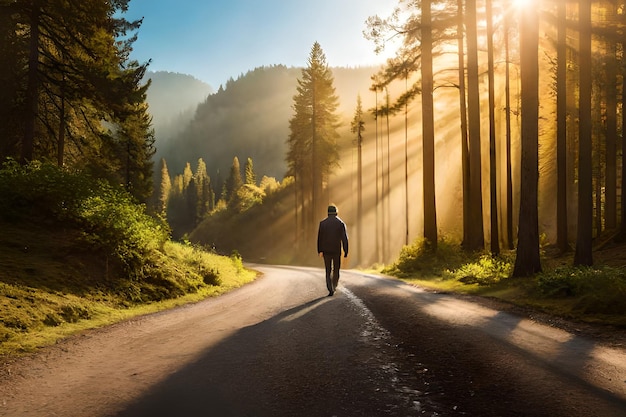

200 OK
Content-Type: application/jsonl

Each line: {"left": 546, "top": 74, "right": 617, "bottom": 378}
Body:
{"left": 317, "top": 205, "right": 349, "bottom": 296}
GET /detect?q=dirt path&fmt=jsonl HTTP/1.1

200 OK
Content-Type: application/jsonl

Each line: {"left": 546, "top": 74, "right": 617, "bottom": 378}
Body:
{"left": 1, "top": 266, "right": 625, "bottom": 416}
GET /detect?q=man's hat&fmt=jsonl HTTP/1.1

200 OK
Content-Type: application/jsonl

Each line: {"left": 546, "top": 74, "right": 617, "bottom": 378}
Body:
{"left": 328, "top": 205, "right": 338, "bottom": 215}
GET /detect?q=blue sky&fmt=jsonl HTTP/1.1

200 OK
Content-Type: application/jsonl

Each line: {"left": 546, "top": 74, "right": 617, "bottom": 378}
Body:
{"left": 125, "top": 0, "right": 397, "bottom": 88}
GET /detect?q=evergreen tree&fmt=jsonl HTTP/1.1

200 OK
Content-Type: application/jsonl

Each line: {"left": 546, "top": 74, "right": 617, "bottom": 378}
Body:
{"left": 456, "top": 0, "right": 471, "bottom": 250}
{"left": 244, "top": 157, "right": 256, "bottom": 186}
{"left": 194, "top": 158, "right": 212, "bottom": 222}
{"left": 503, "top": 5, "right": 514, "bottom": 250}
{"left": 555, "top": 0, "right": 569, "bottom": 253}
{"left": 185, "top": 177, "right": 198, "bottom": 230}
{"left": 157, "top": 158, "right": 171, "bottom": 217}
{"left": 420, "top": 0, "right": 437, "bottom": 250}
{"left": 350, "top": 94, "right": 365, "bottom": 264}
{"left": 486, "top": 0, "right": 499, "bottom": 255}
{"left": 166, "top": 174, "right": 185, "bottom": 238}
{"left": 465, "top": 0, "right": 485, "bottom": 251}
{"left": 0, "top": 2, "right": 23, "bottom": 159}
{"left": 226, "top": 156, "right": 243, "bottom": 201}
{"left": 115, "top": 101, "right": 156, "bottom": 202}
{"left": 286, "top": 42, "right": 340, "bottom": 244}
{"left": 574, "top": 0, "right": 593, "bottom": 266}
{"left": 365, "top": 1, "right": 458, "bottom": 252}
{"left": 183, "top": 162, "right": 193, "bottom": 189}
{"left": 513, "top": 0, "right": 542, "bottom": 277}
{"left": 1, "top": 0, "right": 153, "bottom": 200}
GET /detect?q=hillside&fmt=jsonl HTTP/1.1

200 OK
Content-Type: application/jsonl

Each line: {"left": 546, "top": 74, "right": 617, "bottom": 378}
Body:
{"left": 0, "top": 162, "right": 256, "bottom": 354}
{"left": 156, "top": 65, "right": 381, "bottom": 181}
{"left": 144, "top": 71, "right": 214, "bottom": 151}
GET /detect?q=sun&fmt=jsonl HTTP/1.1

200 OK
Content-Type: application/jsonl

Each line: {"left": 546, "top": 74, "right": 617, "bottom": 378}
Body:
{"left": 512, "top": 0, "right": 533, "bottom": 8}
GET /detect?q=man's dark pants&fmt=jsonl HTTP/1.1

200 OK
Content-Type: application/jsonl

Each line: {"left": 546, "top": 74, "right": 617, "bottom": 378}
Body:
{"left": 322, "top": 252, "right": 341, "bottom": 293}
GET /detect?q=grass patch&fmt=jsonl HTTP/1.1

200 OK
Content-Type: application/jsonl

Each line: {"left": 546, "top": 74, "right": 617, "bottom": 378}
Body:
{"left": 382, "top": 238, "right": 626, "bottom": 328}
{"left": 0, "top": 239, "right": 257, "bottom": 355}
{"left": 0, "top": 161, "right": 258, "bottom": 356}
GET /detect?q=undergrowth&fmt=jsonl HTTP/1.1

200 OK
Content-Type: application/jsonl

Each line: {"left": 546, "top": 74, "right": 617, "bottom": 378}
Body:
{"left": 0, "top": 160, "right": 257, "bottom": 355}
{"left": 384, "top": 237, "right": 626, "bottom": 324}
{"left": 536, "top": 266, "right": 626, "bottom": 315}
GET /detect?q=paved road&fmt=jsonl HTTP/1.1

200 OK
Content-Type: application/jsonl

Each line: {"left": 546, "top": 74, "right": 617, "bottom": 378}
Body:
{"left": 1, "top": 265, "right": 625, "bottom": 416}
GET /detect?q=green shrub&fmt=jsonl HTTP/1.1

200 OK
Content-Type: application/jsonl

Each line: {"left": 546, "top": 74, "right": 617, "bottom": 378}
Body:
{"left": 448, "top": 254, "right": 513, "bottom": 285}
{"left": 536, "top": 266, "right": 626, "bottom": 314}
{"left": 201, "top": 268, "right": 221, "bottom": 286}
{"left": 537, "top": 266, "right": 626, "bottom": 297}
{"left": 384, "top": 237, "right": 466, "bottom": 277}
{"left": 0, "top": 159, "right": 92, "bottom": 221}
{"left": 77, "top": 187, "right": 169, "bottom": 273}
{"left": 59, "top": 304, "right": 91, "bottom": 323}
{"left": 0, "top": 159, "right": 170, "bottom": 275}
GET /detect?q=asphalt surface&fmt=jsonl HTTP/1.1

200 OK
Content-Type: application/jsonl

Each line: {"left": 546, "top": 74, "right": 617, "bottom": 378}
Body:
{"left": 1, "top": 265, "right": 625, "bottom": 416}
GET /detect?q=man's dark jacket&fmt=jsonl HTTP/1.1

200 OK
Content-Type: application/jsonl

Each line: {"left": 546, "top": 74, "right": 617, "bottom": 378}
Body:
{"left": 317, "top": 214, "right": 349, "bottom": 255}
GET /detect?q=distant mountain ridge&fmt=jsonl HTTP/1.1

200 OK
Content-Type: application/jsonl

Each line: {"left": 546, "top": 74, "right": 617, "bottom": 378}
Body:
{"left": 152, "top": 64, "right": 379, "bottom": 181}
{"left": 144, "top": 71, "right": 213, "bottom": 149}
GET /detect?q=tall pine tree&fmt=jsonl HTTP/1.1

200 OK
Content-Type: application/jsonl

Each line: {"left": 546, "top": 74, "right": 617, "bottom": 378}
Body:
{"left": 351, "top": 94, "right": 365, "bottom": 264}
{"left": 2, "top": 0, "right": 153, "bottom": 201}
{"left": 286, "top": 42, "right": 340, "bottom": 247}
{"left": 244, "top": 157, "right": 256, "bottom": 186}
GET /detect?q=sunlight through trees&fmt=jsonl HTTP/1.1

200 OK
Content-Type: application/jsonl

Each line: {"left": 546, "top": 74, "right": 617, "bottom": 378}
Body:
{"left": 363, "top": 0, "right": 625, "bottom": 271}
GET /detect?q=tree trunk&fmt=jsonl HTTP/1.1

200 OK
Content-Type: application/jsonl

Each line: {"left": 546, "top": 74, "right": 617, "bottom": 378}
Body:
{"left": 57, "top": 76, "right": 66, "bottom": 167}
{"left": 621, "top": 39, "right": 626, "bottom": 241}
{"left": 357, "top": 124, "right": 363, "bottom": 264}
{"left": 385, "top": 89, "right": 391, "bottom": 260}
{"left": 556, "top": 0, "right": 569, "bottom": 253}
{"left": 512, "top": 0, "right": 542, "bottom": 277}
{"left": 605, "top": 41, "right": 617, "bottom": 230}
{"left": 504, "top": 7, "right": 514, "bottom": 250}
{"left": 311, "top": 83, "right": 319, "bottom": 235}
{"left": 374, "top": 88, "right": 381, "bottom": 262}
{"left": 465, "top": 0, "right": 484, "bottom": 251}
{"left": 404, "top": 72, "right": 410, "bottom": 246}
{"left": 486, "top": 0, "right": 499, "bottom": 255}
{"left": 22, "top": 0, "right": 41, "bottom": 163}
{"left": 457, "top": 0, "right": 471, "bottom": 249}
{"left": 574, "top": 0, "right": 594, "bottom": 266}
{"left": 422, "top": 0, "right": 438, "bottom": 249}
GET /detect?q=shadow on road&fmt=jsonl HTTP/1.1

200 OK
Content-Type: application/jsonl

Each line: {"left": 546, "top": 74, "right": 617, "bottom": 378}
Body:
{"left": 114, "top": 290, "right": 426, "bottom": 417}
{"left": 343, "top": 270, "right": 626, "bottom": 417}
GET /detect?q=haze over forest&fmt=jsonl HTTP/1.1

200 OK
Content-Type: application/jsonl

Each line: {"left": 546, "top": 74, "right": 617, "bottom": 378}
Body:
{"left": 2, "top": 0, "right": 625, "bottom": 270}
{"left": 146, "top": 66, "right": 381, "bottom": 181}
{"left": 141, "top": 1, "right": 626, "bottom": 268}
{"left": 146, "top": 62, "right": 503, "bottom": 263}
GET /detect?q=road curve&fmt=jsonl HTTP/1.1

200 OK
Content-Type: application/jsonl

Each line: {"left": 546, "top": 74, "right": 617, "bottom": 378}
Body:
{"left": 0, "top": 265, "right": 624, "bottom": 417}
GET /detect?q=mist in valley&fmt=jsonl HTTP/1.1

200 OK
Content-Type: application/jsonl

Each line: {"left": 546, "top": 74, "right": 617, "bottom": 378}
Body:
{"left": 144, "top": 71, "right": 213, "bottom": 155}
{"left": 159, "top": 60, "right": 523, "bottom": 265}
{"left": 150, "top": 23, "right": 574, "bottom": 267}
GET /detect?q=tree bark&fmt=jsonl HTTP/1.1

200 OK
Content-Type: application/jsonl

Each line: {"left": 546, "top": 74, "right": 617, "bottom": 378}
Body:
{"left": 457, "top": 0, "right": 471, "bottom": 249}
{"left": 465, "top": 0, "right": 484, "bottom": 251}
{"left": 574, "top": 0, "right": 594, "bottom": 266}
{"left": 556, "top": 0, "right": 569, "bottom": 253}
{"left": 513, "top": 0, "right": 542, "bottom": 277}
{"left": 621, "top": 39, "right": 626, "bottom": 241}
{"left": 605, "top": 41, "right": 617, "bottom": 230}
{"left": 22, "top": 0, "right": 41, "bottom": 163}
{"left": 422, "top": 0, "right": 438, "bottom": 249}
{"left": 504, "top": 6, "right": 514, "bottom": 250}
{"left": 486, "top": 0, "right": 499, "bottom": 255}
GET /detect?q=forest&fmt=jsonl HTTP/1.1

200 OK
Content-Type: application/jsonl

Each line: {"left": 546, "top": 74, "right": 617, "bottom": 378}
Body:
{"left": 349, "top": 0, "right": 626, "bottom": 276}
{"left": 157, "top": 1, "right": 626, "bottom": 279}
{"left": 2, "top": 0, "right": 626, "bottom": 277}
{"left": 0, "top": 0, "right": 155, "bottom": 202}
